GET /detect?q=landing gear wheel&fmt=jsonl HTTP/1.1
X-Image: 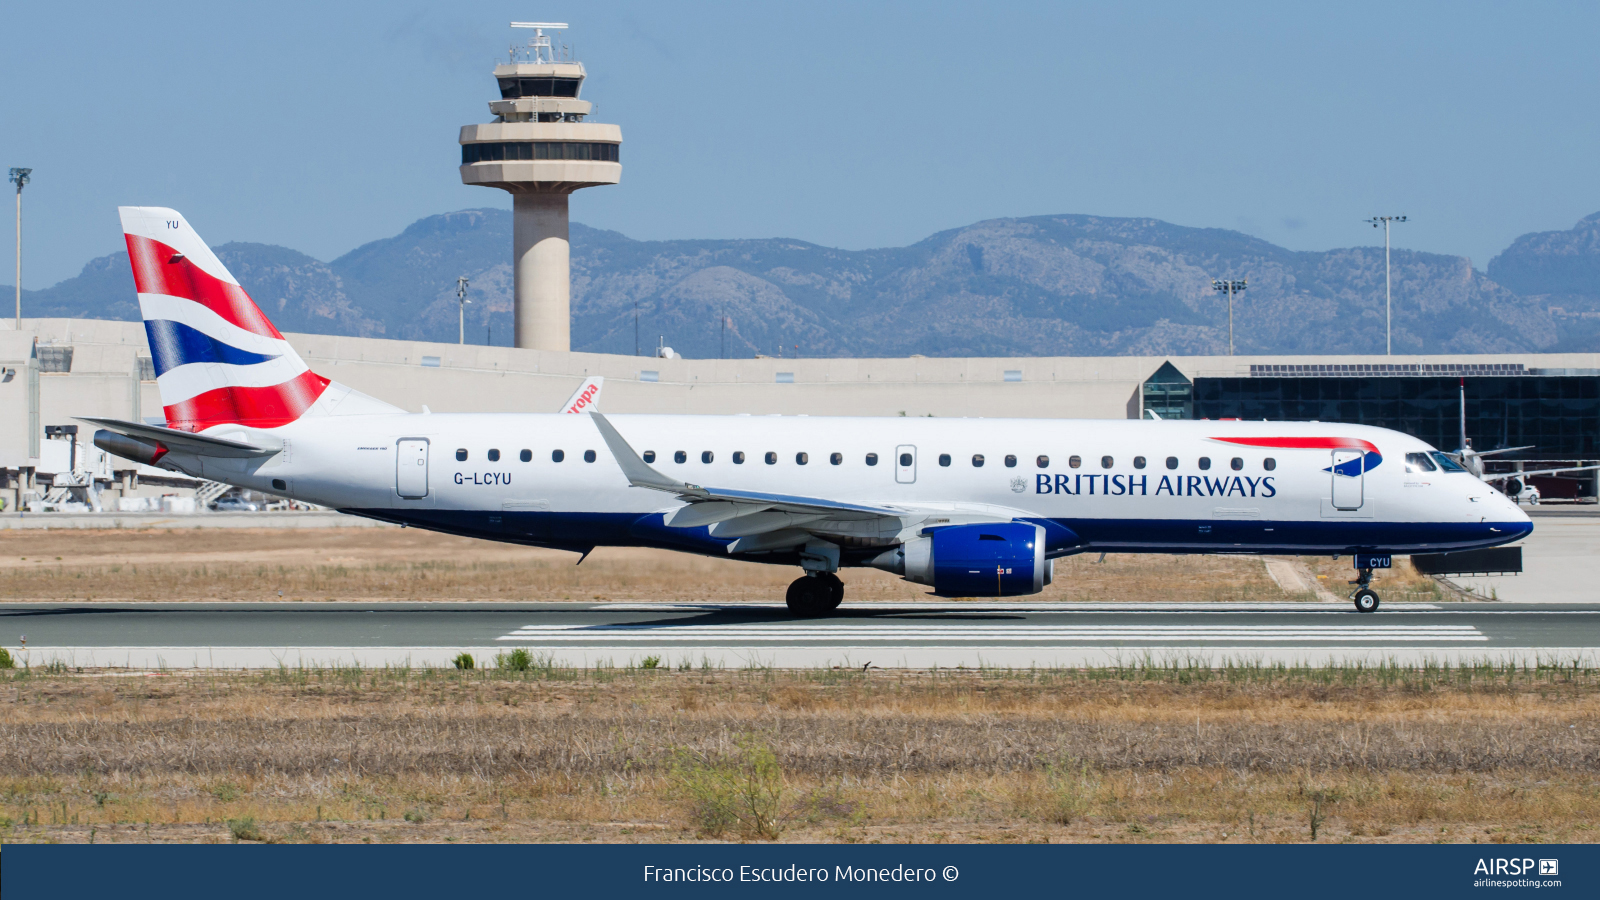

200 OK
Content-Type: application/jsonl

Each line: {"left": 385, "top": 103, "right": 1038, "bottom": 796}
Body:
{"left": 786, "top": 576, "right": 835, "bottom": 617}
{"left": 1352, "top": 589, "right": 1380, "bottom": 613}
{"left": 817, "top": 572, "right": 844, "bottom": 612}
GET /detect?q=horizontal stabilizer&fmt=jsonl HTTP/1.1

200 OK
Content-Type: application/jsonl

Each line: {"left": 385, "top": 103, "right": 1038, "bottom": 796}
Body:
{"left": 76, "top": 416, "right": 280, "bottom": 458}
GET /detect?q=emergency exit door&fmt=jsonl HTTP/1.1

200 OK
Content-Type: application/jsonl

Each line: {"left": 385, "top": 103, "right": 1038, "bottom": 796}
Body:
{"left": 397, "top": 439, "right": 429, "bottom": 498}
{"left": 1330, "top": 449, "right": 1364, "bottom": 509}
{"left": 895, "top": 445, "right": 917, "bottom": 484}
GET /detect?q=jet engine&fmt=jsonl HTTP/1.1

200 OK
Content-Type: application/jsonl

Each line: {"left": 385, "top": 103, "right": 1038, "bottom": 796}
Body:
{"left": 872, "top": 522, "right": 1052, "bottom": 597}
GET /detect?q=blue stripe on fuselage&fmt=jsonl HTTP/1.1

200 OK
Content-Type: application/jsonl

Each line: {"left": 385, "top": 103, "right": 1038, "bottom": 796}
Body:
{"left": 144, "top": 319, "right": 281, "bottom": 377}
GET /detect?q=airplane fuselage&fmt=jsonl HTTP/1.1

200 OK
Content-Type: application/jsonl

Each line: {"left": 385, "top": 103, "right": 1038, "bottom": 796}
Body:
{"left": 169, "top": 413, "right": 1532, "bottom": 566}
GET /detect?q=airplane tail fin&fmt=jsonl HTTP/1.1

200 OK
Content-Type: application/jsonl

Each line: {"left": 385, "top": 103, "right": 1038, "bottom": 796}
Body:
{"left": 119, "top": 207, "right": 399, "bottom": 431}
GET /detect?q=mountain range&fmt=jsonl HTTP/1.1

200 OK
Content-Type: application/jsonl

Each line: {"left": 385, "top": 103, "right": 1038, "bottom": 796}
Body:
{"left": 12, "top": 208, "right": 1600, "bottom": 358}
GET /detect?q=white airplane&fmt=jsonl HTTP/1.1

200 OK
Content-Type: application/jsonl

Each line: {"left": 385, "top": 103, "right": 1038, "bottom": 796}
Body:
{"left": 86, "top": 208, "right": 1532, "bottom": 615}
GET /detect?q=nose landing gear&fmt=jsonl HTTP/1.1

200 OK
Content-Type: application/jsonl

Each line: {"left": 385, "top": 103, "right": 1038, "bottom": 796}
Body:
{"left": 786, "top": 573, "right": 844, "bottom": 617}
{"left": 1349, "top": 567, "right": 1380, "bottom": 613}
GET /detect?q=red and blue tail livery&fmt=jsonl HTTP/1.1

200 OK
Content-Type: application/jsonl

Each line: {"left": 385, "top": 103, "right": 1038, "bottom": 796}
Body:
{"left": 119, "top": 207, "right": 330, "bottom": 432}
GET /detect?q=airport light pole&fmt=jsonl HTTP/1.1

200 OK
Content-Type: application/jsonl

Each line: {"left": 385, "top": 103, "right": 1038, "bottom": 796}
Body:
{"left": 1211, "top": 278, "right": 1247, "bottom": 355}
{"left": 1367, "top": 215, "right": 1407, "bottom": 354}
{"left": 455, "top": 276, "right": 470, "bottom": 344}
{"left": 8, "top": 167, "right": 30, "bottom": 330}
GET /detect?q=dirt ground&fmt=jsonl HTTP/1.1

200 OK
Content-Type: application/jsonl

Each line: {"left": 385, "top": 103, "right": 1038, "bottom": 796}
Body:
{"left": 0, "top": 665, "right": 1595, "bottom": 845}
{"left": 0, "top": 526, "right": 1444, "bottom": 604}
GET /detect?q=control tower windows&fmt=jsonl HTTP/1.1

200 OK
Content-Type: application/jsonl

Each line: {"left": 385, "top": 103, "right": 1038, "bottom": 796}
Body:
{"left": 462, "top": 142, "right": 620, "bottom": 164}
{"left": 498, "top": 77, "right": 582, "bottom": 99}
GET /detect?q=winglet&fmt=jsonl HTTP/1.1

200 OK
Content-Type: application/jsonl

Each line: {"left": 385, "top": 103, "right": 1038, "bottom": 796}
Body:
{"left": 589, "top": 412, "right": 700, "bottom": 495}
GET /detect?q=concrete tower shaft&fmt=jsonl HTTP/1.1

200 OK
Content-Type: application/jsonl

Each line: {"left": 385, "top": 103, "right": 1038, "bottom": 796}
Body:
{"left": 459, "top": 24, "right": 621, "bottom": 352}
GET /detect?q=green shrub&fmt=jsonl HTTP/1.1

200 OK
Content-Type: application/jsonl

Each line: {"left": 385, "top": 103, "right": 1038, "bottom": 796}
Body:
{"left": 0, "top": 648, "right": 13, "bottom": 669}
{"left": 1040, "top": 756, "right": 1100, "bottom": 825}
{"left": 670, "top": 736, "right": 786, "bottom": 840}
{"left": 227, "top": 816, "right": 265, "bottom": 842}
{"left": 403, "top": 807, "right": 428, "bottom": 824}
{"left": 640, "top": 655, "right": 661, "bottom": 670}
{"left": 452, "top": 652, "right": 475, "bottom": 670}
{"left": 496, "top": 648, "right": 533, "bottom": 671}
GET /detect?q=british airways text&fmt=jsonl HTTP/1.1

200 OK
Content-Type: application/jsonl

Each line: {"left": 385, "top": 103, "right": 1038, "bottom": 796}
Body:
{"left": 1035, "top": 474, "right": 1276, "bottom": 497}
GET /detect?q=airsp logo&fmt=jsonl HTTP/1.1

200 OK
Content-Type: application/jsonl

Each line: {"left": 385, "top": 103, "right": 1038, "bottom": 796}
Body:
{"left": 1009, "top": 476, "right": 1026, "bottom": 493}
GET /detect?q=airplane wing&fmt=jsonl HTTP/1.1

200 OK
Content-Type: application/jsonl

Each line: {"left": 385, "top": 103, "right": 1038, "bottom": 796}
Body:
{"left": 589, "top": 412, "right": 956, "bottom": 553}
{"left": 1470, "top": 445, "right": 1537, "bottom": 458}
{"left": 1480, "top": 465, "right": 1600, "bottom": 482}
{"left": 75, "top": 416, "right": 281, "bottom": 458}
{"left": 559, "top": 376, "right": 603, "bottom": 414}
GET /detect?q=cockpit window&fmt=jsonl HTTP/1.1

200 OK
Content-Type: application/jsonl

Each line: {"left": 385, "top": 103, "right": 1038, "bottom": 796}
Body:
{"left": 1405, "top": 452, "right": 1438, "bottom": 473}
{"left": 1429, "top": 451, "right": 1467, "bottom": 472}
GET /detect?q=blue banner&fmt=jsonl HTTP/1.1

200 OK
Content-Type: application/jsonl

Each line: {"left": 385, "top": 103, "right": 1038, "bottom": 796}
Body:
{"left": 2, "top": 843, "right": 1592, "bottom": 898}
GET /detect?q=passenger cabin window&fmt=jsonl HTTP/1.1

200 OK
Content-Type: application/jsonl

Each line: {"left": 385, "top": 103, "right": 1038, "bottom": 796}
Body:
{"left": 1231, "top": 457, "right": 1244, "bottom": 471}
{"left": 1198, "top": 457, "right": 1212, "bottom": 470}
{"left": 1133, "top": 456, "right": 1146, "bottom": 469}
{"left": 1069, "top": 455, "right": 1082, "bottom": 468}
{"left": 1036, "top": 455, "right": 1049, "bottom": 468}
{"left": 1166, "top": 457, "right": 1178, "bottom": 469}
{"left": 866, "top": 453, "right": 879, "bottom": 466}
{"left": 1005, "top": 455, "right": 1017, "bottom": 468}
{"left": 702, "top": 451, "right": 714, "bottom": 463}
{"left": 938, "top": 454, "right": 952, "bottom": 467}
{"left": 733, "top": 451, "right": 746, "bottom": 464}
{"left": 1430, "top": 452, "right": 1467, "bottom": 472}
{"left": 583, "top": 450, "right": 596, "bottom": 463}
{"left": 972, "top": 454, "right": 985, "bottom": 467}
{"left": 552, "top": 450, "right": 565, "bottom": 462}
{"left": 643, "top": 451, "right": 656, "bottom": 463}
{"left": 520, "top": 449, "right": 532, "bottom": 463}
{"left": 488, "top": 449, "right": 500, "bottom": 462}
{"left": 674, "top": 450, "right": 687, "bottom": 464}
{"left": 796, "top": 452, "right": 809, "bottom": 465}
{"left": 455, "top": 449, "right": 468, "bottom": 461}
{"left": 1101, "top": 456, "right": 1114, "bottom": 469}
{"left": 899, "top": 453, "right": 913, "bottom": 467}
{"left": 830, "top": 452, "right": 843, "bottom": 465}
{"left": 1406, "top": 452, "right": 1438, "bottom": 473}
{"left": 1263, "top": 458, "right": 1276, "bottom": 471}
{"left": 765, "top": 452, "right": 777, "bottom": 465}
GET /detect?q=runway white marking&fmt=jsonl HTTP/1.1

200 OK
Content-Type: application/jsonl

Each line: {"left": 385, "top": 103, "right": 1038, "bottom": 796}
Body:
{"left": 497, "top": 624, "right": 1486, "bottom": 643}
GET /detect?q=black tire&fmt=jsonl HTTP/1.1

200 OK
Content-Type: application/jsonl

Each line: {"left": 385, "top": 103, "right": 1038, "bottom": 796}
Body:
{"left": 1353, "top": 589, "right": 1380, "bottom": 613}
{"left": 819, "top": 572, "right": 845, "bottom": 611}
{"left": 785, "top": 576, "right": 831, "bottom": 617}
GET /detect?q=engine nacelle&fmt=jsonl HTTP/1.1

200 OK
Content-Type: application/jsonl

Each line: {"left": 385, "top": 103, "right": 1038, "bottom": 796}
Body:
{"left": 874, "top": 522, "right": 1051, "bottom": 597}
{"left": 93, "top": 429, "right": 170, "bottom": 468}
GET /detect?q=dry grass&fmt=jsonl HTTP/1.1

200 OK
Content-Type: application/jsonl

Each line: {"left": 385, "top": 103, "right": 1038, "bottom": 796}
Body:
{"left": 0, "top": 527, "right": 1442, "bottom": 604}
{"left": 1, "top": 663, "right": 1596, "bottom": 844}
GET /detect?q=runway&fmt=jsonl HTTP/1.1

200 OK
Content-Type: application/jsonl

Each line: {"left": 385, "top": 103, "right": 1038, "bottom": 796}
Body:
{"left": 5, "top": 601, "right": 1599, "bottom": 669}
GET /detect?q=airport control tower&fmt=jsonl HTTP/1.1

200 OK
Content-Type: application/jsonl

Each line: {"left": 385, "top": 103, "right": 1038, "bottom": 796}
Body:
{"left": 459, "top": 23, "right": 621, "bottom": 352}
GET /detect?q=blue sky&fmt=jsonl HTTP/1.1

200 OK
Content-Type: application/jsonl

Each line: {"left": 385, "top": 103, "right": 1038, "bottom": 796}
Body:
{"left": 3, "top": 1, "right": 1598, "bottom": 286}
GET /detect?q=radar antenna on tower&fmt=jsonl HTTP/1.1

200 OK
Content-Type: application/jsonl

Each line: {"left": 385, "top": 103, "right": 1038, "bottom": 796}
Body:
{"left": 510, "top": 22, "right": 568, "bottom": 64}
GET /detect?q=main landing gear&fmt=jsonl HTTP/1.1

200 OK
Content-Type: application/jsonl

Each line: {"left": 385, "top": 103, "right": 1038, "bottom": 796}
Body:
{"left": 1349, "top": 568, "right": 1380, "bottom": 613}
{"left": 786, "top": 573, "right": 844, "bottom": 617}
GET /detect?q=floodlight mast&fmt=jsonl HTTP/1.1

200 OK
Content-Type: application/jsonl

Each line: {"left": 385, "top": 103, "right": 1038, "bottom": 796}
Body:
{"left": 8, "top": 167, "right": 30, "bottom": 330}
{"left": 1367, "top": 215, "right": 1408, "bottom": 354}
{"left": 1211, "top": 278, "right": 1247, "bottom": 355}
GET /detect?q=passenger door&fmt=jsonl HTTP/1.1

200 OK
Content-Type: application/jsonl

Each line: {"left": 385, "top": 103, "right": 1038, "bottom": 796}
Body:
{"left": 1330, "top": 449, "right": 1363, "bottom": 510}
{"left": 895, "top": 445, "right": 917, "bottom": 484}
{"left": 396, "top": 439, "right": 429, "bottom": 498}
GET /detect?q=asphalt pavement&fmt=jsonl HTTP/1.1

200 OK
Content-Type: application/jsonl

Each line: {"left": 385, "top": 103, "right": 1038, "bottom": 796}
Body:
{"left": 5, "top": 600, "right": 1598, "bottom": 669}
